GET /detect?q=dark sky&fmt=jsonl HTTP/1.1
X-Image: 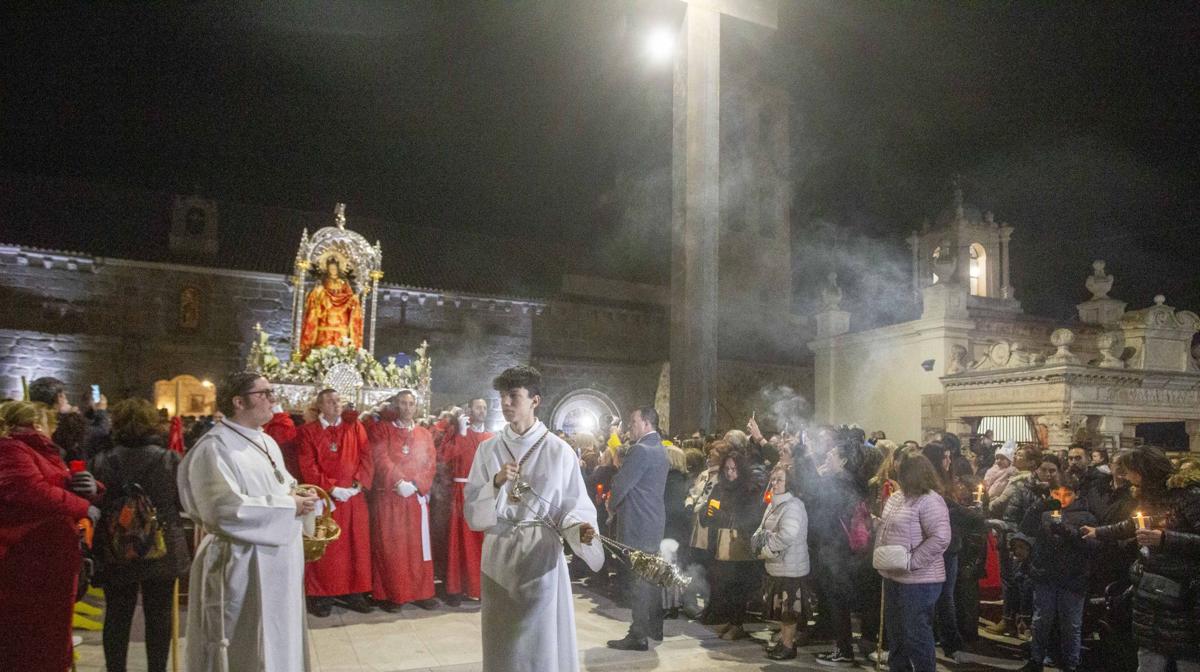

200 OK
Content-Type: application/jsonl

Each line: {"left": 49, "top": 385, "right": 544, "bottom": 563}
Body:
{"left": 2, "top": 1, "right": 1198, "bottom": 320}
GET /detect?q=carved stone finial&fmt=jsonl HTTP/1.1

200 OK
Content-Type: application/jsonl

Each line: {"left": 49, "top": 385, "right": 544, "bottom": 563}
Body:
{"left": 335, "top": 203, "right": 347, "bottom": 229}
{"left": 1097, "top": 331, "right": 1125, "bottom": 368}
{"left": 952, "top": 177, "right": 965, "bottom": 219}
{"left": 1047, "top": 328, "right": 1079, "bottom": 365}
{"left": 820, "top": 271, "right": 843, "bottom": 310}
{"left": 1154, "top": 294, "right": 1166, "bottom": 306}
{"left": 1084, "top": 260, "right": 1113, "bottom": 300}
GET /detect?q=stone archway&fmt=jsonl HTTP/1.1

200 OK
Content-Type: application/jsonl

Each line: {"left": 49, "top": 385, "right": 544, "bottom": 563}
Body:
{"left": 550, "top": 388, "right": 620, "bottom": 437}
{"left": 153, "top": 374, "right": 215, "bottom": 417}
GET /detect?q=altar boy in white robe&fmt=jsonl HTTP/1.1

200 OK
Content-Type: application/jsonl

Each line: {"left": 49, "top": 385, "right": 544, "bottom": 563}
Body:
{"left": 465, "top": 365, "right": 604, "bottom": 672}
{"left": 178, "top": 371, "right": 319, "bottom": 672}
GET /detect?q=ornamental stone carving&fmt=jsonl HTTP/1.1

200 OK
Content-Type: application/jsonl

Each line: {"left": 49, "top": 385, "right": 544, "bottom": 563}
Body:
{"left": 819, "top": 271, "right": 843, "bottom": 310}
{"left": 1085, "top": 260, "right": 1113, "bottom": 300}
{"left": 1046, "top": 328, "right": 1080, "bottom": 365}
{"left": 1096, "top": 331, "right": 1126, "bottom": 369}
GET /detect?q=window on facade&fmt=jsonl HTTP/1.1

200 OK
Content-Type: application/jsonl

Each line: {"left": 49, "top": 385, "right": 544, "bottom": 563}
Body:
{"left": 977, "top": 415, "right": 1033, "bottom": 443}
{"left": 968, "top": 243, "right": 987, "bottom": 297}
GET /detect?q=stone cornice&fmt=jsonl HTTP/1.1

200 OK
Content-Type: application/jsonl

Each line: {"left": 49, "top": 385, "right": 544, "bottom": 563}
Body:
{"left": 808, "top": 316, "right": 975, "bottom": 351}
{"left": 941, "top": 363, "right": 1200, "bottom": 390}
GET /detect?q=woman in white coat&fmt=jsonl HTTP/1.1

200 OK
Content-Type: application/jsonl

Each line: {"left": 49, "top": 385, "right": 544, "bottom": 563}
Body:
{"left": 753, "top": 466, "right": 811, "bottom": 660}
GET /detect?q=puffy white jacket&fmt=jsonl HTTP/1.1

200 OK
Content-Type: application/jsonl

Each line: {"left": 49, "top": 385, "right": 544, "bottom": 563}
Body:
{"left": 753, "top": 492, "right": 810, "bottom": 578}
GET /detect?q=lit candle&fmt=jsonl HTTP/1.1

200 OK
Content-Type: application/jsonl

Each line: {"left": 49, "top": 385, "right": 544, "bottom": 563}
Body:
{"left": 974, "top": 484, "right": 984, "bottom": 504}
{"left": 1051, "top": 510, "right": 1062, "bottom": 522}
{"left": 1134, "top": 511, "right": 1147, "bottom": 530}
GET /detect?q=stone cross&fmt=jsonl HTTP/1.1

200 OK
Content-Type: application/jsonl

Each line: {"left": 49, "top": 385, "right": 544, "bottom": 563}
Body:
{"left": 670, "top": 0, "right": 777, "bottom": 434}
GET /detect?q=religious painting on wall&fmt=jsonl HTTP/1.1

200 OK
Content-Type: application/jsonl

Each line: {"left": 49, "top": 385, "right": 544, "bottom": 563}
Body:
{"left": 179, "top": 286, "right": 202, "bottom": 330}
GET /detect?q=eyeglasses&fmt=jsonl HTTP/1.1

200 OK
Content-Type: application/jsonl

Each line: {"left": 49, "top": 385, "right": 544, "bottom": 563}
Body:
{"left": 242, "top": 388, "right": 276, "bottom": 401}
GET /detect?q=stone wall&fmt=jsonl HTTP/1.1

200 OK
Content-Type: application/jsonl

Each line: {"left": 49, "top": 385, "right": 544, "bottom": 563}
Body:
{"left": 0, "top": 245, "right": 674, "bottom": 419}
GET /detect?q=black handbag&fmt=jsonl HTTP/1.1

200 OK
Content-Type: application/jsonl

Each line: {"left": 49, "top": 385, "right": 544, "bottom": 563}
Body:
{"left": 1136, "top": 571, "right": 1189, "bottom": 611}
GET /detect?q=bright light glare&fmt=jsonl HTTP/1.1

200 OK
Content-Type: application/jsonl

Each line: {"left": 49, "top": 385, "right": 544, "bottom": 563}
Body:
{"left": 201, "top": 379, "right": 214, "bottom": 388}
{"left": 576, "top": 412, "right": 598, "bottom": 433}
{"left": 645, "top": 27, "right": 675, "bottom": 63}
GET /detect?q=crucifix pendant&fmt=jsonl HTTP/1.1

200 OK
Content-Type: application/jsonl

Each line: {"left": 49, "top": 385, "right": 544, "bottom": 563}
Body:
{"left": 402, "top": 443, "right": 410, "bottom": 455}
{"left": 274, "top": 469, "right": 286, "bottom": 485}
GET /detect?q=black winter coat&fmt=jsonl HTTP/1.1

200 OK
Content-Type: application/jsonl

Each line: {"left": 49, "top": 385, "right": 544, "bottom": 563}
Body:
{"left": 663, "top": 469, "right": 692, "bottom": 545}
{"left": 89, "top": 442, "right": 190, "bottom": 585}
{"left": 1095, "top": 472, "right": 1200, "bottom": 660}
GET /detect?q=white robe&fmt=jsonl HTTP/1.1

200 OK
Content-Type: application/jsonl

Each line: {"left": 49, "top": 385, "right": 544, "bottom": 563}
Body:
{"left": 465, "top": 420, "right": 603, "bottom": 672}
{"left": 178, "top": 421, "right": 310, "bottom": 672}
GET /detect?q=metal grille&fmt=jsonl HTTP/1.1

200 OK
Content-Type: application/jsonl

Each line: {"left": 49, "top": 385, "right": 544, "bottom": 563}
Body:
{"left": 977, "top": 416, "right": 1034, "bottom": 443}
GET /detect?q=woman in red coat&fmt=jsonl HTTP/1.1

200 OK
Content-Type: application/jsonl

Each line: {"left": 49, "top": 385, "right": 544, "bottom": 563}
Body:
{"left": 0, "top": 401, "right": 102, "bottom": 672}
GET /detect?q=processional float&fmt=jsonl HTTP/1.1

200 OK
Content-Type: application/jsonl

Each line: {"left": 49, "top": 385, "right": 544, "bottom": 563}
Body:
{"left": 244, "top": 203, "right": 432, "bottom": 416}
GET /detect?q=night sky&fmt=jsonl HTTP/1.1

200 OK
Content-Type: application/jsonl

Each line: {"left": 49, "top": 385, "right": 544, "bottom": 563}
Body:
{"left": 2, "top": 1, "right": 1198, "bottom": 321}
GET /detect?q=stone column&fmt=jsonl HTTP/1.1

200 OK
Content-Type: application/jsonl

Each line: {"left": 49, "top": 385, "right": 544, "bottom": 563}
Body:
{"left": 999, "top": 224, "right": 1014, "bottom": 299}
{"left": 1187, "top": 420, "right": 1200, "bottom": 453}
{"left": 669, "top": 4, "right": 721, "bottom": 434}
{"left": 1096, "top": 415, "right": 1124, "bottom": 451}
{"left": 1037, "top": 413, "right": 1075, "bottom": 454}
{"left": 907, "top": 231, "right": 921, "bottom": 301}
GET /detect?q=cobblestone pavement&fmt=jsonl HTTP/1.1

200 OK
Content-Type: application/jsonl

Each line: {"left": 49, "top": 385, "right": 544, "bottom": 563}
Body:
{"left": 73, "top": 583, "right": 1026, "bottom": 671}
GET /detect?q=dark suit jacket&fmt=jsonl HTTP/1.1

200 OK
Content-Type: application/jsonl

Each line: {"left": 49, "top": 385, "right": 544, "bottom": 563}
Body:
{"left": 609, "top": 431, "right": 669, "bottom": 552}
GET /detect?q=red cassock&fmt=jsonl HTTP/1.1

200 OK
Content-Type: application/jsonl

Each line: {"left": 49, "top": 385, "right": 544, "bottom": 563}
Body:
{"left": 297, "top": 414, "right": 373, "bottom": 597}
{"left": 0, "top": 431, "right": 95, "bottom": 672}
{"left": 440, "top": 427, "right": 492, "bottom": 598}
{"left": 264, "top": 411, "right": 301, "bottom": 480}
{"left": 368, "top": 422, "right": 436, "bottom": 604}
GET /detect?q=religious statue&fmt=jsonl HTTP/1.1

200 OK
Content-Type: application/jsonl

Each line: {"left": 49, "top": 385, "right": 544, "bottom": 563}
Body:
{"left": 299, "top": 255, "right": 364, "bottom": 358}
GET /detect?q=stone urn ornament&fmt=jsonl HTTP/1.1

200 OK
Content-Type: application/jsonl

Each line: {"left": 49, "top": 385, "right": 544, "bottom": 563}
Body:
{"left": 820, "top": 271, "right": 843, "bottom": 310}
{"left": 1085, "top": 260, "right": 1113, "bottom": 300}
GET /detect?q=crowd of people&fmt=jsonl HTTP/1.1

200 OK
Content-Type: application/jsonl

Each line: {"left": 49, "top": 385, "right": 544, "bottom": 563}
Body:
{"left": 2, "top": 371, "right": 1199, "bottom": 672}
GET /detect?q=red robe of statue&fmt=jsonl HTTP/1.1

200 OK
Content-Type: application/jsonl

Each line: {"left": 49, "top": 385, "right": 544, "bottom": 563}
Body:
{"left": 441, "top": 426, "right": 492, "bottom": 598}
{"left": 297, "top": 411, "right": 373, "bottom": 597}
{"left": 368, "top": 421, "right": 436, "bottom": 604}
{"left": 0, "top": 431, "right": 97, "bottom": 672}
{"left": 264, "top": 411, "right": 301, "bottom": 480}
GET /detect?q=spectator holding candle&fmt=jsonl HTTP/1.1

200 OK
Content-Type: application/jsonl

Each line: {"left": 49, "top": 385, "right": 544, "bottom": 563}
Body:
{"left": 1083, "top": 447, "right": 1200, "bottom": 672}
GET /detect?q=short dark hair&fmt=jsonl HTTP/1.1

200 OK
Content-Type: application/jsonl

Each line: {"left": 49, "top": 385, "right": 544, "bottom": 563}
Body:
{"left": 393, "top": 389, "right": 416, "bottom": 401}
{"left": 897, "top": 451, "right": 942, "bottom": 496}
{"left": 630, "top": 406, "right": 659, "bottom": 431}
{"left": 112, "top": 398, "right": 162, "bottom": 446}
{"left": 316, "top": 388, "right": 338, "bottom": 403}
{"left": 468, "top": 397, "right": 488, "bottom": 407}
{"left": 216, "top": 371, "right": 265, "bottom": 417}
{"left": 1038, "top": 453, "right": 1063, "bottom": 470}
{"left": 492, "top": 365, "right": 542, "bottom": 398}
{"left": 29, "top": 377, "right": 65, "bottom": 406}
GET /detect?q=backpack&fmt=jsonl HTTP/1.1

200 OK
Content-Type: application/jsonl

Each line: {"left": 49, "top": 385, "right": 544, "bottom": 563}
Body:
{"left": 841, "top": 500, "right": 872, "bottom": 553}
{"left": 101, "top": 452, "right": 167, "bottom": 564}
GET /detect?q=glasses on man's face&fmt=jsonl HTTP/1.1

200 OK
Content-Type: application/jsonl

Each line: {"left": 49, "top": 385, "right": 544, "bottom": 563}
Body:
{"left": 243, "top": 388, "right": 276, "bottom": 401}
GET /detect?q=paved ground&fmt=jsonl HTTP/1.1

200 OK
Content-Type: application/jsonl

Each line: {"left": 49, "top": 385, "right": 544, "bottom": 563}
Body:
{"left": 73, "top": 583, "right": 1028, "bottom": 671}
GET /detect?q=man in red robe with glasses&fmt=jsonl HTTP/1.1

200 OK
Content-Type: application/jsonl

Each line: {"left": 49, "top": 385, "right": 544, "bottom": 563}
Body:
{"left": 297, "top": 388, "right": 374, "bottom": 616}
{"left": 368, "top": 389, "right": 438, "bottom": 611}
{"left": 440, "top": 397, "right": 493, "bottom": 605}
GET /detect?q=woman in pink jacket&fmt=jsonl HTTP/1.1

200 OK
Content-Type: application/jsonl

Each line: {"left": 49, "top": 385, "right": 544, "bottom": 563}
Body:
{"left": 875, "top": 450, "right": 951, "bottom": 672}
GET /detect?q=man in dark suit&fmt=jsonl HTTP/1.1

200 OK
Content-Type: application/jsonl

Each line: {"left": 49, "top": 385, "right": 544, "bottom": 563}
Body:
{"left": 606, "top": 406, "right": 669, "bottom": 651}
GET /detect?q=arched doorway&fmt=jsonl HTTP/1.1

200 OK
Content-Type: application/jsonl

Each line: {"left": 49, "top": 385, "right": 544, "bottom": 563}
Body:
{"left": 153, "top": 374, "right": 215, "bottom": 417}
{"left": 550, "top": 389, "right": 620, "bottom": 437}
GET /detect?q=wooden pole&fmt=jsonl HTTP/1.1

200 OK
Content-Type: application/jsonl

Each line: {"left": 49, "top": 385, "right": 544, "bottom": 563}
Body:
{"left": 171, "top": 578, "right": 180, "bottom": 672}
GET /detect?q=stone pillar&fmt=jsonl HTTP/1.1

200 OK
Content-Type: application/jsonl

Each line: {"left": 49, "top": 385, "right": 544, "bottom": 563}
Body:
{"left": 999, "top": 224, "right": 1014, "bottom": 299}
{"left": 907, "top": 231, "right": 921, "bottom": 301}
{"left": 669, "top": 4, "right": 721, "bottom": 434}
{"left": 1037, "top": 413, "right": 1076, "bottom": 454}
{"left": 1096, "top": 416, "right": 1124, "bottom": 451}
{"left": 1187, "top": 420, "right": 1200, "bottom": 453}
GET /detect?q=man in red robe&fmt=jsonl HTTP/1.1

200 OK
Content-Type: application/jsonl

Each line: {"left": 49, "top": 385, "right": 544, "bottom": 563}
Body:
{"left": 297, "top": 389, "right": 374, "bottom": 617}
{"left": 263, "top": 405, "right": 300, "bottom": 479}
{"left": 368, "top": 390, "right": 438, "bottom": 611}
{"left": 440, "top": 397, "right": 493, "bottom": 605}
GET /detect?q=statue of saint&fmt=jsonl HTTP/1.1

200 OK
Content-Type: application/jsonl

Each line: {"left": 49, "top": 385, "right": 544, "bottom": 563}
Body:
{"left": 299, "top": 257, "right": 364, "bottom": 358}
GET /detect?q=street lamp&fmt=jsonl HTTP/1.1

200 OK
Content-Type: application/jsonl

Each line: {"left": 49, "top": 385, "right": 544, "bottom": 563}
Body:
{"left": 644, "top": 26, "right": 675, "bottom": 64}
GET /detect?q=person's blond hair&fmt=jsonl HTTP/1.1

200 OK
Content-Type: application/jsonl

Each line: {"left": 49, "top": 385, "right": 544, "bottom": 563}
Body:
{"left": 568, "top": 431, "right": 598, "bottom": 456}
{"left": 0, "top": 400, "right": 50, "bottom": 435}
{"left": 665, "top": 444, "right": 687, "bottom": 473}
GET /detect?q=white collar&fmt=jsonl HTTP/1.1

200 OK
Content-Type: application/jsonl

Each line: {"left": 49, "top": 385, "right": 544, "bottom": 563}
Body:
{"left": 470, "top": 422, "right": 486, "bottom": 432}
{"left": 320, "top": 415, "right": 341, "bottom": 429}
{"left": 223, "top": 418, "right": 264, "bottom": 436}
{"left": 393, "top": 419, "right": 415, "bottom": 430}
{"left": 501, "top": 419, "right": 547, "bottom": 448}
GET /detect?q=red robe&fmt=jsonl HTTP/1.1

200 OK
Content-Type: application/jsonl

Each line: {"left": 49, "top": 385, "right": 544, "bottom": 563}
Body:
{"left": 368, "top": 421, "right": 436, "bottom": 604}
{"left": 441, "top": 426, "right": 492, "bottom": 598}
{"left": 297, "top": 412, "right": 373, "bottom": 597}
{"left": 264, "top": 412, "right": 300, "bottom": 480}
{"left": 0, "top": 431, "right": 96, "bottom": 672}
